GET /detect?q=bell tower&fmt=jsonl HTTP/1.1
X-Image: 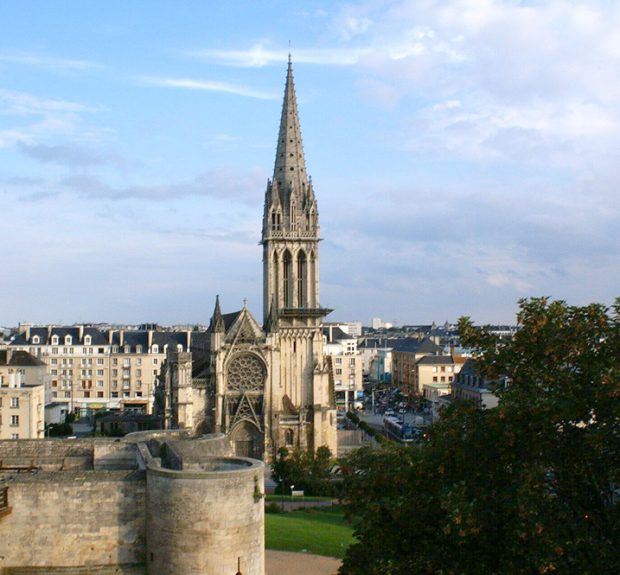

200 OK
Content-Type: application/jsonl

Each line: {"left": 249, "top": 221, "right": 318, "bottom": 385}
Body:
{"left": 261, "top": 57, "right": 336, "bottom": 454}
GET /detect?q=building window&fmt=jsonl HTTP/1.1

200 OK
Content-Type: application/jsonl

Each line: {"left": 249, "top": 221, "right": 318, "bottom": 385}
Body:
{"left": 84, "top": 336, "right": 91, "bottom": 345}
{"left": 153, "top": 358, "right": 158, "bottom": 365}
{"left": 51, "top": 358, "right": 58, "bottom": 365}
{"left": 97, "top": 392, "right": 104, "bottom": 398}
{"left": 11, "top": 433, "right": 19, "bottom": 440}
{"left": 152, "top": 345, "right": 159, "bottom": 354}
{"left": 111, "top": 392, "right": 118, "bottom": 398}
{"left": 97, "top": 380, "right": 104, "bottom": 387}
{"left": 97, "top": 370, "right": 104, "bottom": 376}
{"left": 285, "top": 429, "right": 295, "bottom": 446}
{"left": 136, "top": 358, "right": 142, "bottom": 366}
{"left": 136, "top": 346, "right": 142, "bottom": 354}
{"left": 10, "top": 397, "right": 19, "bottom": 408}
{"left": 84, "top": 391, "right": 90, "bottom": 398}
{"left": 32, "top": 335, "right": 40, "bottom": 344}
{"left": 64, "top": 392, "right": 70, "bottom": 398}
{"left": 97, "top": 358, "right": 104, "bottom": 365}
{"left": 51, "top": 336, "right": 59, "bottom": 345}
{"left": 11, "top": 415, "right": 19, "bottom": 426}
{"left": 335, "top": 357, "right": 342, "bottom": 364}
{"left": 335, "top": 369, "right": 342, "bottom": 375}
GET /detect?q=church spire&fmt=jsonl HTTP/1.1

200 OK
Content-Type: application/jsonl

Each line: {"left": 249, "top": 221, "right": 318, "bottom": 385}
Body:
{"left": 273, "top": 57, "right": 308, "bottom": 197}
{"left": 209, "top": 294, "right": 225, "bottom": 334}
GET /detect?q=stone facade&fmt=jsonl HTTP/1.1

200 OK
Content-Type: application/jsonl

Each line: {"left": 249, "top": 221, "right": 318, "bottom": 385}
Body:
{"left": 0, "top": 433, "right": 264, "bottom": 574}
{"left": 157, "top": 59, "right": 337, "bottom": 462}
{"left": 0, "top": 350, "right": 45, "bottom": 439}
{"left": 9, "top": 325, "right": 204, "bottom": 417}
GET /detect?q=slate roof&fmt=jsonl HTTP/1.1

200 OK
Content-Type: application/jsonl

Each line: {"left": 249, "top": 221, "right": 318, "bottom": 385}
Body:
{"left": 322, "top": 326, "right": 354, "bottom": 342}
{"left": 392, "top": 337, "right": 442, "bottom": 354}
{"left": 416, "top": 355, "right": 455, "bottom": 365}
{"left": 0, "top": 350, "right": 46, "bottom": 367}
{"left": 221, "top": 311, "right": 242, "bottom": 333}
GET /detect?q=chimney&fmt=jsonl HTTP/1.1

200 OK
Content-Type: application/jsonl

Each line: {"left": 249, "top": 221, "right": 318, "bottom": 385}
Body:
{"left": 147, "top": 330, "right": 153, "bottom": 349}
{"left": 78, "top": 325, "right": 84, "bottom": 340}
{"left": 119, "top": 330, "right": 124, "bottom": 347}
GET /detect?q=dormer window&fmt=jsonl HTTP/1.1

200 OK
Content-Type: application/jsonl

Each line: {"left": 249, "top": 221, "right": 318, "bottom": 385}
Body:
{"left": 136, "top": 345, "right": 142, "bottom": 354}
{"left": 152, "top": 345, "right": 159, "bottom": 354}
{"left": 84, "top": 335, "right": 92, "bottom": 345}
{"left": 32, "top": 335, "right": 40, "bottom": 344}
{"left": 177, "top": 344, "right": 183, "bottom": 352}
{"left": 124, "top": 346, "right": 130, "bottom": 354}
{"left": 51, "top": 335, "right": 59, "bottom": 345}
{"left": 65, "top": 335, "right": 72, "bottom": 345}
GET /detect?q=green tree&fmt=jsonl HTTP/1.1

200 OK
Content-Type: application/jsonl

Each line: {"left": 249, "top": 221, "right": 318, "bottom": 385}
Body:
{"left": 271, "top": 446, "right": 336, "bottom": 496}
{"left": 339, "top": 298, "right": 620, "bottom": 575}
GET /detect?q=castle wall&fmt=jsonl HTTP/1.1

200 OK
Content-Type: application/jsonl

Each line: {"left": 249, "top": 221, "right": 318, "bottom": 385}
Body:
{"left": 146, "top": 458, "right": 264, "bottom": 575}
{"left": 0, "top": 470, "right": 146, "bottom": 572}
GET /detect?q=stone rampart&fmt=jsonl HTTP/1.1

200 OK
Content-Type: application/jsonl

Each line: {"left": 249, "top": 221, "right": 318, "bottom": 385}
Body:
{"left": 0, "top": 470, "right": 146, "bottom": 573}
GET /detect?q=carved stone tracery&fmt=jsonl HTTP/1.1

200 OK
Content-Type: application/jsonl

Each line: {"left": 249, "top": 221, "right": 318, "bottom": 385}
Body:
{"left": 226, "top": 354, "right": 265, "bottom": 393}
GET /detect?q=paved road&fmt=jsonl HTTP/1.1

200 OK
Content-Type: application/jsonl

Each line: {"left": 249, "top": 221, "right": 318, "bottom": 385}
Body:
{"left": 359, "top": 412, "right": 429, "bottom": 428}
{"left": 266, "top": 550, "right": 340, "bottom": 575}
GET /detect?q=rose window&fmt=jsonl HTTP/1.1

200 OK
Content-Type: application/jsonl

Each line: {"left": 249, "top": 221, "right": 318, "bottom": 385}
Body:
{"left": 227, "top": 354, "right": 265, "bottom": 392}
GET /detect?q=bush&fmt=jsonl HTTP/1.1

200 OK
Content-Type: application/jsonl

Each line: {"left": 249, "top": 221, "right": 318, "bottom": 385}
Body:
{"left": 47, "top": 423, "right": 73, "bottom": 437}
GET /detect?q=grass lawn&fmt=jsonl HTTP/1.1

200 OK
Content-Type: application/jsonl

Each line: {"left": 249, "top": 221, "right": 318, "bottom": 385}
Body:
{"left": 265, "top": 506, "right": 355, "bottom": 559}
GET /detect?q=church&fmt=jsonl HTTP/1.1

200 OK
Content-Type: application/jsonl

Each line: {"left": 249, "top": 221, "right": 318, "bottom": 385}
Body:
{"left": 156, "top": 59, "right": 337, "bottom": 462}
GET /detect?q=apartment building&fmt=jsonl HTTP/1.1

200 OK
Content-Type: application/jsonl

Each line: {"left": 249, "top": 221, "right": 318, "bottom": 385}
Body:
{"left": 323, "top": 324, "right": 363, "bottom": 411}
{"left": 391, "top": 337, "right": 443, "bottom": 394}
{"left": 9, "top": 324, "right": 197, "bottom": 417}
{"left": 452, "top": 359, "right": 500, "bottom": 409}
{"left": 0, "top": 350, "right": 45, "bottom": 439}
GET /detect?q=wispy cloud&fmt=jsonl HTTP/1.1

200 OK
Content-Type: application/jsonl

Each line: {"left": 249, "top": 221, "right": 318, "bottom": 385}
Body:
{"left": 60, "top": 166, "right": 267, "bottom": 203}
{"left": 0, "top": 89, "right": 96, "bottom": 148}
{"left": 0, "top": 51, "right": 99, "bottom": 71}
{"left": 188, "top": 43, "right": 371, "bottom": 67}
{"left": 138, "top": 76, "right": 279, "bottom": 100}
{"left": 18, "top": 143, "right": 125, "bottom": 167}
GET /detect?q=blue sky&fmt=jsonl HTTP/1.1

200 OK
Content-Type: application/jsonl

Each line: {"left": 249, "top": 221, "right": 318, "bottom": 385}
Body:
{"left": 1, "top": 0, "right": 619, "bottom": 327}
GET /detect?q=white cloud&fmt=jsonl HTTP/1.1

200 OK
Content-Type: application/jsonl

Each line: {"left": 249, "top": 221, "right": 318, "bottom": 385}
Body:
{"left": 138, "top": 76, "right": 279, "bottom": 100}
{"left": 0, "top": 51, "right": 99, "bottom": 71}
{"left": 189, "top": 43, "right": 372, "bottom": 67}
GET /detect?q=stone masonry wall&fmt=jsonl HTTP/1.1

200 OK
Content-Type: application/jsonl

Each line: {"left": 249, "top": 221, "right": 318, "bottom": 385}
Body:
{"left": 0, "top": 471, "right": 146, "bottom": 572}
{"left": 146, "top": 463, "right": 264, "bottom": 575}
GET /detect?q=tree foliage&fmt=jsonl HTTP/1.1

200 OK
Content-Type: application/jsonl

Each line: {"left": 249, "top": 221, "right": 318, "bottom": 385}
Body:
{"left": 339, "top": 298, "right": 620, "bottom": 574}
{"left": 271, "top": 445, "right": 337, "bottom": 496}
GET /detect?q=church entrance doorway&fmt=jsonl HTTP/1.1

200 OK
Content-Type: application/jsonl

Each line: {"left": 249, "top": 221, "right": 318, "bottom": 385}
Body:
{"left": 230, "top": 421, "right": 264, "bottom": 460}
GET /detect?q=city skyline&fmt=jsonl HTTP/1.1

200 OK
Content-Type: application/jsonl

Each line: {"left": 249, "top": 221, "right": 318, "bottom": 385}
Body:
{"left": 2, "top": 1, "right": 619, "bottom": 327}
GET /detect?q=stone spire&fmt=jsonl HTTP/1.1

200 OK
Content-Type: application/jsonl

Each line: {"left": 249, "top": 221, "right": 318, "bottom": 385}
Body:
{"left": 272, "top": 56, "right": 309, "bottom": 201}
{"left": 209, "top": 294, "right": 225, "bottom": 334}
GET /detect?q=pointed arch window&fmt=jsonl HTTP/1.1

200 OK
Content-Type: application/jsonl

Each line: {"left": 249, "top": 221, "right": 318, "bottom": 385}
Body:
{"left": 297, "top": 250, "right": 307, "bottom": 308}
{"left": 271, "top": 210, "right": 281, "bottom": 231}
{"left": 273, "top": 250, "right": 279, "bottom": 306}
{"left": 283, "top": 251, "right": 293, "bottom": 308}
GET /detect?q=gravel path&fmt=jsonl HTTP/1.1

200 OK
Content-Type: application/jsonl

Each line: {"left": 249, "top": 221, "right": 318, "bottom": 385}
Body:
{"left": 266, "top": 550, "right": 341, "bottom": 575}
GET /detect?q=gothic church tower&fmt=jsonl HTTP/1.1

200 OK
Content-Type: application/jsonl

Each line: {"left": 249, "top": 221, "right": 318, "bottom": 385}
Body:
{"left": 262, "top": 58, "right": 336, "bottom": 455}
